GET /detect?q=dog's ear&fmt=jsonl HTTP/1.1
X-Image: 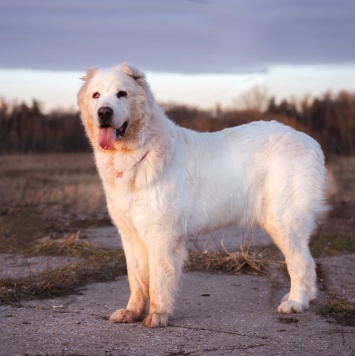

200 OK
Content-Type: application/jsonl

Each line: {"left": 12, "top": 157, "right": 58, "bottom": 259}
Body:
{"left": 120, "top": 63, "right": 145, "bottom": 81}
{"left": 78, "top": 66, "right": 99, "bottom": 105}
{"left": 80, "top": 66, "right": 99, "bottom": 82}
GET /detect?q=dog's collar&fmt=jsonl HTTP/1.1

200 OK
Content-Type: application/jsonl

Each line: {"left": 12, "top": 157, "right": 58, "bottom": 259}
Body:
{"left": 116, "top": 150, "right": 149, "bottom": 179}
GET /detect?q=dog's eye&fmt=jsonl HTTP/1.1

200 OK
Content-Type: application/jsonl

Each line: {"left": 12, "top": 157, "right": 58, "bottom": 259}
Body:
{"left": 117, "top": 91, "right": 127, "bottom": 99}
{"left": 92, "top": 92, "right": 100, "bottom": 99}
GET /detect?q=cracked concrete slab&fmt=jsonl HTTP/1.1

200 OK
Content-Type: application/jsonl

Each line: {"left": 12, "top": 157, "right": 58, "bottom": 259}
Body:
{"left": 1, "top": 271, "right": 354, "bottom": 356}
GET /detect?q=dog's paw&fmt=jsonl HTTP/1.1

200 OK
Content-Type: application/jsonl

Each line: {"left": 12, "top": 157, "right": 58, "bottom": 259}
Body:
{"left": 109, "top": 309, "right": 142, "bottom": 323}
{"left": 277, "top": 300, "right": 304, "bottom": 314}
{"left": 143, "top": 313, "right": 169, "bottom": 328}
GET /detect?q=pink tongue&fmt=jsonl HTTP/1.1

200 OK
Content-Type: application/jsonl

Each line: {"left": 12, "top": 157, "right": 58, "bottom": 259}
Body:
{"left": 98, "top": 127, "right": 116, "bottom": 150}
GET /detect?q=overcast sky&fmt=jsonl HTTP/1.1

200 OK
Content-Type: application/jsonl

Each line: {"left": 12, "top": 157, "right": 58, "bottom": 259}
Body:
{"left": 1, "top": 0, "right": 355, "bottom": 110}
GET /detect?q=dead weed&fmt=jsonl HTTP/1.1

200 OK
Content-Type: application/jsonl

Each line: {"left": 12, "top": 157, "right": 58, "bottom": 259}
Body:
{"left": 30, "top": 231, "right": 101, "bottom": 257}
{"left": 187, "top": 242, "right": 284, "bottom": 275}
{"left": 0, "top": 249, "right": 126, "bottom": 305}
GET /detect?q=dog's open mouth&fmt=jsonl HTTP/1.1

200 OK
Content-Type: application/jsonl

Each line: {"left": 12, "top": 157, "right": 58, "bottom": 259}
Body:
{"left": 116, "top": 121, "right": 128, "bottom": 138}
{"left": 98, "top": 122, "right": 128, "bottom": 150}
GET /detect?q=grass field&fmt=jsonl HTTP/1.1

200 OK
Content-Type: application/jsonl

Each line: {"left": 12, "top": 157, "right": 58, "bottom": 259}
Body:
{"left": 0, "top": 154, "right": 106, "bottom": 216}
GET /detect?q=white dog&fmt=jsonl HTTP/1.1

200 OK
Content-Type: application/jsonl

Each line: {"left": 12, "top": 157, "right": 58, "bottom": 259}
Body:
{"left": 78, "top": 63, "right": 327, "bottom": 328}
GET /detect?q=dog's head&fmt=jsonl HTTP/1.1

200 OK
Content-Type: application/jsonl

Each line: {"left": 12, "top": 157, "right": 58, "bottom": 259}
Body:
{"left": 78, "top": 63, "right": 153, "bottom": 151}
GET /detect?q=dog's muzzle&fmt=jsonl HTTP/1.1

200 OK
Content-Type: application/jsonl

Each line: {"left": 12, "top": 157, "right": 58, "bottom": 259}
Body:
{"left": 98, "top": 106, "right": 113, "bottom": 126}
{"left": 97, "top": 106, "right": 128, "bottom": 150}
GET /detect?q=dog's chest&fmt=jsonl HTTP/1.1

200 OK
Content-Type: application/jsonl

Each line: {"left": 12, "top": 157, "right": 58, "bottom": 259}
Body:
{"left": 102, "top": 172, "right": 151, "bottom": 215}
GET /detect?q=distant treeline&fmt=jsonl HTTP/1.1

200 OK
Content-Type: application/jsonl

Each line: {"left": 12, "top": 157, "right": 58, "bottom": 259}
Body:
{"left": 0, "top": 100, "right": 90, "bottom": 153}
{"left": 166, "top": 91, "right": 355, "bottom": 156}
{"left": 0, "top": 91, "right": 354, "bottom": 155}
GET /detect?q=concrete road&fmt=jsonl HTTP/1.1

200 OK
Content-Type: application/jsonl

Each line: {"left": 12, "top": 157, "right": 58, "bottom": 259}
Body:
{"left": 1, "top": 270, "right": 354, "bottom": 355}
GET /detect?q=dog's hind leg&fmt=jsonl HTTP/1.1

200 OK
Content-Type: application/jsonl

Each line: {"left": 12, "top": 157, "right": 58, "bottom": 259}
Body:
{"left": 110, "top": 226, "right": 149, "bottom": 323}
{"left": 143, "top": 234, "right": 187, "bottom": 328}
{"left": 262, "top": 210, "right": 317, "bottom": 314}
{"left": 278, "top": 241, "right": 316, "bottom": 314}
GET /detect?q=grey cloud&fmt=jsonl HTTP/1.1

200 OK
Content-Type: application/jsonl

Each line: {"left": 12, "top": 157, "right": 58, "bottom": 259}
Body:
{"left": 0, "top": 0, "right": 354, "bottom": 73}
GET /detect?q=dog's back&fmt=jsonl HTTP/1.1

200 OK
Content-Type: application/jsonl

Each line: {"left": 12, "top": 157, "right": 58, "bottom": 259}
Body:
{"left": 172, "top": 120, "right": 326, "bottom": 237}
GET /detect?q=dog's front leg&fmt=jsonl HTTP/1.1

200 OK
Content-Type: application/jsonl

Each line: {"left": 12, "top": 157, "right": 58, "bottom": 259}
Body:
{"left": 110, "top": 228, "right": 149, "bottom": 323}
{"left": 143, "top": 235, "right": 187, "bottom": 328}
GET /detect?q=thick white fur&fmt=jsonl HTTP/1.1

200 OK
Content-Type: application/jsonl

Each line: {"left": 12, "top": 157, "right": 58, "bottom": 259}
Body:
{"left": 78, "top": 63, "right": 327, "bottom": 327}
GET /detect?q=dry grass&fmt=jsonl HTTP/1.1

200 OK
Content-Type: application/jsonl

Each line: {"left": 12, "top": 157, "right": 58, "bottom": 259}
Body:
{"left": 0, "top": 154, "right": 110, "bottom": 254}
{"left": 0, "top": 249, "right": 127, "bottom": 305}
{"left": 187, "top": 242, "right": 284, "bottom": 275}
{"left": 310, "top": 232, "right": 355, "bottom": 258}
{"left": 30, "top": 231, "right": 102, "bottom": 257}
{"left": 320, "top": 294, "right": 355, "bottom": 315}
{"left": 0, "top": 154, "right": 107, "bottom": 218}
{"left": 310, "top": 201, "right": 355, "bottom": 257}
{"left": 0, "top": 204, "right": 63, "bottom": 253}
{"left": 0, "top": 153, "right": 96, "bottom": 174}
{"left": 319, "top": 294, "right": 355, "bottom": 327}
{"left": 0, "top": 229, "right": 127, "bottom": 305}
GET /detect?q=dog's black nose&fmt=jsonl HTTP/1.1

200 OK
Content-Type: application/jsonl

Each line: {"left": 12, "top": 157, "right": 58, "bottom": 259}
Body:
{"left": 98, "top": 106, "right": 113, "bottom": 125}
